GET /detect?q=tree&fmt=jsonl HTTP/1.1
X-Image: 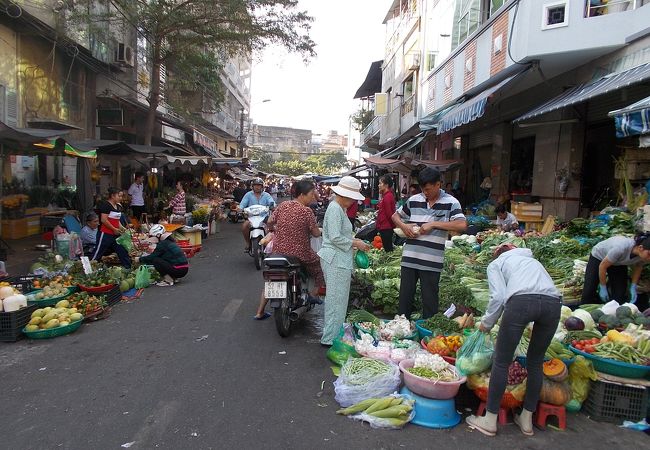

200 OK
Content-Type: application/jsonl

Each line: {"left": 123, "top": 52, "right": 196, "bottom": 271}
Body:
{"left": 249, "top": 149, "right": 274, "bottom": 173}
{"left": 350, "top": 108, "right": 374, "bottom": 131}
{"left": 304, "top": 152, "right": 348, "bottom": 174}
{"left": 271, "top": 160, "right": 309, "bottom": 177}
{"left": 67, "top": 1, "right": 316, "bottom": 145}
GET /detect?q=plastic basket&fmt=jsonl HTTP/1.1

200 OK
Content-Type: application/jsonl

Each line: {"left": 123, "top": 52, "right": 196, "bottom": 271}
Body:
{"left": 355, "top": 320, "right": 418, "bottom": 341}
{"left": 0, "top": 304, "right": 38, "bottom": 342}
{"left": 583, "top": 379, "right": 649, "bottom": 423}
{"left": 0, "top": 275, "right": 42, "bottom": 294}
{"left": 420, "top": 338, "right": 456, "bottom": 364}
{"left": 103, "top": 286, "right": 122, "bottom": 307}
{"left": 78, "top": 283, "right": 117, "bottom": 294}
{"left": 569, "top": 345, "right": 650, "bottom": 379}
{"left": 26, "top": 286, "right": 76, "bottom": 307}
{"left": 22, "top": 318, "right": 83, "bottom": 339}
{"left": 399, "top": 358, "right": 466, "bottom": 400}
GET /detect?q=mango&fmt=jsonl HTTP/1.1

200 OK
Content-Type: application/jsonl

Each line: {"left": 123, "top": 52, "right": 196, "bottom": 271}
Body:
{"left": 28, "top": 317, "right": 42, "bottom": 325}
{"left": 59, "top": 321, "right": 70, "bottom": 327}
{"left": 55, "top": 300, "right": 70, "bottom": 308}
{"left": 42, "top": 313, "right": 56, "bottom": 323}
{"left": 43, "top": 307, "right": 52, "bottom": 313}
{"left": 31, "top": 309, "right": 45, "bottom": 318}
{"left": 25, "top": 324, "right": 39, "bottom": 332}
{"left": 70, "top": 313, "right": 83, "bottom": 322}
{"left": 68, "top": 307, "right": 78, "bottom": 313}
{"left": 44, "top": 319, "right": 60, "bottom": 329}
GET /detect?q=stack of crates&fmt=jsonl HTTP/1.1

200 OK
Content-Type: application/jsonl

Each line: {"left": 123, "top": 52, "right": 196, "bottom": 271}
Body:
{"left": 584, "top": 378, "right": 649, "bottom": 423}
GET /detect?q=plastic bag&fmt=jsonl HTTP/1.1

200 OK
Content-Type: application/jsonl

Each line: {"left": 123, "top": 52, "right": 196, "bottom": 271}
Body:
{"left": 334, "top": 358, "right": 401, "bottom": 407}
{"left": 347, "top": 394, "right": 416, "bottom": 429}
{"left": 455, "top": 330, "right": 494, "bottom": 375}
{"left": 568, "top": 355, "right": 598, "bottom": 405}
{"left": 135, "top": 265, "right": 151, "bottom": 289}
{"left": 116, "top": 231, "right": 134, "bottom": 252}
{"left": 327, "top": 328, "right": 360, "bottom": 366}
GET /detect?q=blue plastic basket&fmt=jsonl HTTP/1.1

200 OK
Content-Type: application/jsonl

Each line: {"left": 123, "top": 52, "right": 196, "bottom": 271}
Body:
{"left": 569, "top": 346, "right": 650, "bottom": 379}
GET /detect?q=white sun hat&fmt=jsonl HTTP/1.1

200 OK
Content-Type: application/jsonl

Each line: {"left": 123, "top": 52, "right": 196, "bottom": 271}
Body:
{"left": 331, "top": 176, "right": 365, "bottom": 201}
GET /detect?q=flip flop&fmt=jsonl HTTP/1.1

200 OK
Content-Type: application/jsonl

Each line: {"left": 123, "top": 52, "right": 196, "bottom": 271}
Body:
{"left": 253, "top": 312, "right": 272, "bottom": 320}
{"left": 244, "top": 247, "right": 250, "bottom": 253}
{"left": 465, "top": 416, "right": 496, "bottom": 437}
{"left": 155, "top": 280, "right": 174, "bottom": 287}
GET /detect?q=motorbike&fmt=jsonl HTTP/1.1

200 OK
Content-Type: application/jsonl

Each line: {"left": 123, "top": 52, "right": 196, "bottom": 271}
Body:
{"left": 263, "top": 254, "right": 315, "bottom": 337}
{"left": 244, "top": 205, "right": 269, "bottom": 270}
{"left": 355, "top": 218, "right": 405, "bottom": 246}
{"left": 224, "top": 200, "right": 245, "bottom": 223}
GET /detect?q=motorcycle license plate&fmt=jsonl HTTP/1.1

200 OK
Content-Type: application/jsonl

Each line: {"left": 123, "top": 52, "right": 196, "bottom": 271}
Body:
{"left": 265, "top": 281, "right": 287, "bottom": 299}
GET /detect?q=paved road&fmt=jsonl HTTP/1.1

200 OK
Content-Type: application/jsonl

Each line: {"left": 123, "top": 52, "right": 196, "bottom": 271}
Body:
{"left": 0, "top": 222, "right": 647, "bottom": 449}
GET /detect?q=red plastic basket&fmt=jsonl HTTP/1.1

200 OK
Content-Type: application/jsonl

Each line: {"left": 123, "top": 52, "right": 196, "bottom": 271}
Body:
{"left": 78, "top": 283, "right": 116, "bottom": 294}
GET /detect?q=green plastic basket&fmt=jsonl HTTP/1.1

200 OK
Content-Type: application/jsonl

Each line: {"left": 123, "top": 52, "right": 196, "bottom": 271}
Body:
{"left": 26, "top": 286, "right": 77, "bottom": 307}
{"left": 570, "top": 346, "right": 650, "bottom": 379}
{"left": 22, "top": 318, "right": 83, "bottom": 339}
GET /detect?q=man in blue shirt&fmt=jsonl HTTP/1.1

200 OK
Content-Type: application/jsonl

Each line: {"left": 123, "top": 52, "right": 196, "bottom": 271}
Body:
{"left": 240, "top": 178, "right": 275, "bottom": 252}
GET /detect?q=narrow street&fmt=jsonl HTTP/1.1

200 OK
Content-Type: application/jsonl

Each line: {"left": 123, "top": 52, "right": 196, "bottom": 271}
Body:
{"left": 0, "top": 222, "right": 646, "bottom": 450}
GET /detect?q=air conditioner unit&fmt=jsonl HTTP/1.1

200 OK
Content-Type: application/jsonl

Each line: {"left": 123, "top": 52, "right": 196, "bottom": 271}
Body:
{"left": 406, "top": 53, "right": 420, "bottom": 70}
{"left": 115, "top": 43, "right": 134, "bottom": 68}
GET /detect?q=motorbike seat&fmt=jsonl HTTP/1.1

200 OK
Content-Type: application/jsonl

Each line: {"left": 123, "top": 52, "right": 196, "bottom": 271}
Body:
{"left": 264, "top": 254, "right": 302, "bottom": 268}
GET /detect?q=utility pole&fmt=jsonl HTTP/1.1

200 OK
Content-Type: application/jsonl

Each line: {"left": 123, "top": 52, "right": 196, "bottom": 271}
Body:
{"left": 238, "top": 107, "right": 246, "bottom": 158}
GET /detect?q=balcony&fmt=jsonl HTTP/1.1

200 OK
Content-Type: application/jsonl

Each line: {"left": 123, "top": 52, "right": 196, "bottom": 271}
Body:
{"left": 361, "top": 116, "right": 382, "bottom": 143}
{"left": 380, "top": 108, "right": 401, "bottom": 145}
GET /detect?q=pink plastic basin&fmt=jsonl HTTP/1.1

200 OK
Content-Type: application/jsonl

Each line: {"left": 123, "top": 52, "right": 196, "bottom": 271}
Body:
{"left": 399, "top": 359, "right": 466, "bottom": 400}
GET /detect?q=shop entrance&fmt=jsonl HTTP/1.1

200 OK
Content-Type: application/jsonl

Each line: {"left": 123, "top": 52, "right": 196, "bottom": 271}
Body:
{"left": 581, "top": 122, "right": 620, "bottom": 213}
{"left": 509, "top": 136, "right": 535, "bottom": 196}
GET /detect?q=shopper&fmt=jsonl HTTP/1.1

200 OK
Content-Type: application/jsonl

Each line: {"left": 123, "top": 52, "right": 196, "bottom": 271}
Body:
{"left": 581, "top": 234, "right": 650, "bottom": 305}
{"left": 346, "top": 200, "right": 358, "bottom": 228}
{"left": 168, "top": 181, "right": 187, "bottom": 217}
{"left": 254, "top": 180, "right": 323, "bottom": 320}
{"left": 128, "top": 172, "right": 146, "bottom": 222}
{"left": 318, "top": 176, "right": 371, "bottom": 346}
{"left": 92, "top": 188, "right": 131, "bottom": 268}
{"left": 137, "top": 224, "right": 188, "bottom": 287}
{"left": 376, "top": 174, "right": 397, "bottom": 252}
{"left": 495, "top": 204, "right": 519, "bottom": 232}
{"left": 466, "top": 244, "right": 561, "bottom": 437}
{"left": 392, "top": 167, "right": 466, "bottom": 318}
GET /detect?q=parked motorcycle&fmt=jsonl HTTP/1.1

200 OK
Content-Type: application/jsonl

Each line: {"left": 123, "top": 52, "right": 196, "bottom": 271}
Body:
{"left": 244, "top": 205, "right": 269, "bottom": 270}
{"left": 263, "top": 254, "right": 315, "bottom": 337}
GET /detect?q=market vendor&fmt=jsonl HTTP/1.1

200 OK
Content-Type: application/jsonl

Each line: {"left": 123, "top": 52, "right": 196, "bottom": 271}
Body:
{"left": 392, "top": 167, "right": 467, "bottom": 319}
{"left": 495, "top": 204, "right": 519, "bottom": 232}
{"left": 168, "top": 181, "right": 187, "bottom": 217}
{"left": 128, "top": 172, "right": 146, "bottom": 221}
{"left": 580, "top": 234, "right": 650, "bottom": 305}
{"left": 92, "top": 188, "right": 131, "bottom": 269}
{"left": 136, "top": 224, "right": 188, "bottom": 287}
{"left": 376, "top": 174, "right": 396, "bottom": 252}
{"left": 80, "top": 213, "right": 99, "bottom": 256}
{"left": 466, "top": 244, "right": 561, "bottom": 437}
{"left": 319, "top": 176, "right": 371, "bottom": 346}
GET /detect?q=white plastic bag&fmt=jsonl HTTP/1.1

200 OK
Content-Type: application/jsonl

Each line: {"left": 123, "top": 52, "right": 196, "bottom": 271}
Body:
{"left": 334, "top": 358, "right": 401, "bottom": 407}
{"left": 348, "top": 394, "right": 415, "bottom": 429}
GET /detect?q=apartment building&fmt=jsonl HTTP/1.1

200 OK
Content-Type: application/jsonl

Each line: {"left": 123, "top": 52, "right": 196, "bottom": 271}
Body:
{"left": 357, "top": 0, "right": 650, "bottom": 219}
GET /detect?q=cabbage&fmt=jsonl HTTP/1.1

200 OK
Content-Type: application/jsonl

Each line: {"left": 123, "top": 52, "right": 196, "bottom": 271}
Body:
{"left": 621, "top": 303, "right": 639, "bottom": 315}
{"left": 571, "top": 309, "right": 595, "bottom": 330}
{"left": 560, "top": 306, "right": 573, "bottom": 322}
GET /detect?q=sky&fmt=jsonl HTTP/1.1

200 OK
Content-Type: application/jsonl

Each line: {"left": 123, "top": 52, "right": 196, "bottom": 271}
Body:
{"left": 249, "top": 0, "right": 393, "bottom": 137}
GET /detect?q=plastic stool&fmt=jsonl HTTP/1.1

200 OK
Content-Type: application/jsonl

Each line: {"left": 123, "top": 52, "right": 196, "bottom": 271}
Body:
{"left": 476, "top": 401, "right": 513, "bottom": 425}
{"left": 535, "top": 402, "right": 566, "bottom": 430}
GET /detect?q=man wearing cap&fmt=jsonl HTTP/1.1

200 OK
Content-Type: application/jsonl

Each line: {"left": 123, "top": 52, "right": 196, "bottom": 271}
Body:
{"left": 240, "top": 178, "right": 276, "bottom": 252}
{"left": 392, "top": 167, "right": 467, "bottom": 319}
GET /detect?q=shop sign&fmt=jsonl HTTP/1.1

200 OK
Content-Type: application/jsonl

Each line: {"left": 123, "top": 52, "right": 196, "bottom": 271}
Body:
{"left": 162, "top": 125, "right": 185, "bottom": 144}
{"left": 193, "top": 129, "right": 218, "bottom": 157}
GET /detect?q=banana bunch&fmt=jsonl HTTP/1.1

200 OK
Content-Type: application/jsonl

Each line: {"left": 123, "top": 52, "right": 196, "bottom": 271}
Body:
{"left": 336, "top": 395, "right": 414, "bottom": 428}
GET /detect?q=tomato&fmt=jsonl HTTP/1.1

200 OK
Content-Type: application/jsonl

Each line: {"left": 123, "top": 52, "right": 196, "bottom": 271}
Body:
{"left": 571, "top": 340, "right": 578, "bottom": 347}
{"left": 584, "top": 345, "right": 595, "bottom": 353}
{"left": 575, "top": 343, "right": 583, "bottom": 350}
{"left": 591, "top": 338, "right": 600, "bottom": 344}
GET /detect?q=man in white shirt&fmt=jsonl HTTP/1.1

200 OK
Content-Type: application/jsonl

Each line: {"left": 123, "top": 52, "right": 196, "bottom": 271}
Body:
{"left": 128, "top": 172, "right": 146, "bottom": 221}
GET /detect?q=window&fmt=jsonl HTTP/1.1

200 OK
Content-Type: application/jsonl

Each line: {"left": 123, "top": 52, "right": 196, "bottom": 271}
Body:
{"left": 426, "top": 51, "right": 437, "bottom": 71}
{"left": 452, "top": 0, "right": 481, "bottom": 49}
{"left": 403, "top": 75, "right": 414, "bottom": 99}
{"left": 542, "top": 1, "right": 569, "bottom": 29}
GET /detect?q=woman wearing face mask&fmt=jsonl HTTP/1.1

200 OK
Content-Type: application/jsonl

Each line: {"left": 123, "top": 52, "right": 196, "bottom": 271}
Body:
{"left": 136, "top": 224, "right": 189, "bottom": 287}
{"left": 581, "top": 233, "right": 650, "bottom": 305}
{"left": 318, "top": 176, "right": 371, "bottom": 346}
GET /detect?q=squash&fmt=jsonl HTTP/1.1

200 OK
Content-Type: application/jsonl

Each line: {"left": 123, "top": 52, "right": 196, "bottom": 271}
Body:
{"left": 539, "top": 378, "right": 571, "bottom": 406}
{"left": 543, "top": 358, "right": 568, "bottom": 382}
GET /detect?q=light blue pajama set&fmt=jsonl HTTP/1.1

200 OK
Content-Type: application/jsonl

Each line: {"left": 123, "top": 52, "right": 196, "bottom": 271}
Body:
{"left": 318, "top": 201, "right": 354, "bottom": 345}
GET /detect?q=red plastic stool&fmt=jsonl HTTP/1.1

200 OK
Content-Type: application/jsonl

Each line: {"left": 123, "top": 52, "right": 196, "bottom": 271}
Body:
{"left": 476, "top": 401, "right": 513, "bottom": 425}
{"left": 534, "top": 402, "right": 566, "bottom": 430}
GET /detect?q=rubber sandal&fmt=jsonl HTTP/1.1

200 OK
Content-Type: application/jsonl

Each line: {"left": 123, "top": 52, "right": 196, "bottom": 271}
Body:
{"left": 244, "top": 247, "right": 250, "bottom": 253}
{"left": 513, "top": 414, "right": 534, "bottom": 436}
{"left": 465, "top": 416, "right": 496, "bottom": 437}
{"left": 253, "top": 312, "right": 271, "bottom": 320}
{"left": 155, "top": 280, "right": 174, "bottom": 287}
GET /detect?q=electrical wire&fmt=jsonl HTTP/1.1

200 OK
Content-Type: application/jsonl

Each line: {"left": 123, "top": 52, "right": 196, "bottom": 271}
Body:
{"left": 507, "top": 0, "right": 527, "bottom": 66}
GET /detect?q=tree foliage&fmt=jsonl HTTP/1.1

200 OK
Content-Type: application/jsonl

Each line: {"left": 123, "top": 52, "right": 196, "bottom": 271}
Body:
{"left": 66, "top": 0, "right": 316, "bottom": 144}
{"left": 252, "top": 150, "right": 349, "bottom": 176}
{"left": 350, "top": 108, "right": 374, "bottom": 131}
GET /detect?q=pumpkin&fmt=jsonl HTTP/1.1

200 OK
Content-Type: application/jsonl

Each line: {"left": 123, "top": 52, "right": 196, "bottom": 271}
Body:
{"left": 543, "top": 358, "right": 568, "bottom": 382}
{"left": 539, "top": 378, "right": 571, "bottom": 406}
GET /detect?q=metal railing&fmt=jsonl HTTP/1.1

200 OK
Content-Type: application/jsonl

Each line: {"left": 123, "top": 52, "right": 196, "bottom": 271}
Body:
{"left": 361, "top": 116, "right": 382, "bottom": 142}
{"left": 585, "top": 0, "right": 639, "bottom": 17}
{"left": 401, "top": 94, "right": 415, "bottom": 116}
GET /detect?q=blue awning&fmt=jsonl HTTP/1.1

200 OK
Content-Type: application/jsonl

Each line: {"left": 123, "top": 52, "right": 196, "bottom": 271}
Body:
{"left": 515, "top": 62, "right": 650, "bottom": 123}
{"left": 382, "top": 133, "right": 426, "bottom": 158}
{"left": 609, "top": 95, "right": 650, "bottom": 138}
{"left": 419, "top": 104, "right": 459, "bottom": 131}
{"left": 434, "top": 74, "right": 519, "bottom": 135}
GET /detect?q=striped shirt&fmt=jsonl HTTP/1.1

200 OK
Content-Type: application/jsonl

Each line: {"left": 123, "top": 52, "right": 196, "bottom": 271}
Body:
{"left": 397, "top": 191, "right": 465, "bottom": 272}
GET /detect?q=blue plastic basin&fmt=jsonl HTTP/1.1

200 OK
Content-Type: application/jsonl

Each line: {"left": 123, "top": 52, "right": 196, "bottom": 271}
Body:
{"left": 400, "top": 386, "right": 461, "bottom": 429}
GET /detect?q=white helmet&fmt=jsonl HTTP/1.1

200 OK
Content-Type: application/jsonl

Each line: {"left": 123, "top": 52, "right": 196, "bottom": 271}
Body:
{"left": 149, "top": 224, "right": 165, "bottom": 238}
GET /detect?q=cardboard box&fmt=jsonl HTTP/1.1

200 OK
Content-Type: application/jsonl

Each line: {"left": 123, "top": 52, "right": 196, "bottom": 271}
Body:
{"left": 26, "top": 217, "right": 41, "bottom": 236}
{"left": 1, "top": 218, "right": 29, "bottom": 240}
{"left": 512, "top": 202, "right": 543, "bottom": 219}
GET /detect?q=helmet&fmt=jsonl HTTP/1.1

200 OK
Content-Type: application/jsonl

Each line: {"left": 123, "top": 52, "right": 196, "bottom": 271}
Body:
{"left": 251, "top": 178, "right": 264, "bottom": 186}
{"left": 149, "top": 224, "right": 165, "bottom": 238}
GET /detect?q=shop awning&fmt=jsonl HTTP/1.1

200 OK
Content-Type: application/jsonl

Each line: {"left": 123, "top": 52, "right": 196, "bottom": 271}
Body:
{"left": 165, "top": 155, "right": 210, "bottom": 165}
{"left": 341, "top": 165, "right": 370, "bottom": 177}
{"left": 382, "top": 133, "right": 426, "bottom": 158}
{"left": 435, "top": 74, "right": 520, "bottom": 134}
{"left": 419, "top": 104, "right": 460, "bottom": 131}
{"left": 33, "top": 139, "right": 97, "bottom": 159}
{"left": 365, "top": 156, "right": 462, "bottom": 174}
{"left": 514, "top": 62, "right": 650, "bottom": 123}
{"left": 609, "top": 95, "right": 650, "bottom": 138}
{"left": 26, "top": 119, "right": 82, "bottom": 130}
{"left": 354, "top": 61, "right": 383, "bottom": 99}
{"left": 0, "top": 121, "right": 69, "bottom": 147}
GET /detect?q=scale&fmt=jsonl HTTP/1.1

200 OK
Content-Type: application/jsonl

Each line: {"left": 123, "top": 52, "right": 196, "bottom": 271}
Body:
{"left": 400, "top": 386, "right": 461, "bottom": 429}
